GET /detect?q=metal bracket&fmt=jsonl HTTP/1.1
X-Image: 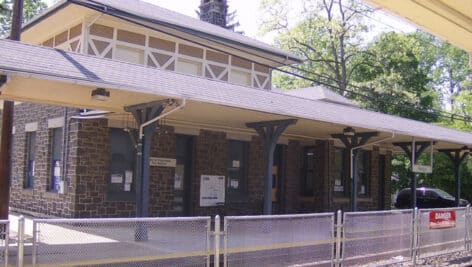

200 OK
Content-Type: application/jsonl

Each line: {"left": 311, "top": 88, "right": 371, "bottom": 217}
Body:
{"left": 0, "top": 75, "right": 8, "bottom": 91}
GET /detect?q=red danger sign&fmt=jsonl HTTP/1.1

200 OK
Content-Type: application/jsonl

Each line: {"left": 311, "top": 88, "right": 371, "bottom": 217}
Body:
{"left": 429, "top": 210, "right": 456, "bottom": 229}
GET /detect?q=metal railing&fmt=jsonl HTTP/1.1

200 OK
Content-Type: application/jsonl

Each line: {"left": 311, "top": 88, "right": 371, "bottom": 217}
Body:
{"left": 32, "top": 216, "right": 211, "bottom": 267}
{"left": 3, "top": 206, "right": 472, "bottom": 267}
{"left": 417, "top": 207, "right": 469, "bottom": 259}
{"left": 223, "top": 213, "right": 335, "bottom": 267}
{"left": 342, "top": 209, "right": 414, "bottom": 266}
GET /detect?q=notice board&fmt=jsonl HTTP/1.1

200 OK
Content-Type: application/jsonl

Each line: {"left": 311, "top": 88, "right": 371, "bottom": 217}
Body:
{"left": 200, "top": 175, "right": 225, "bottom": 207}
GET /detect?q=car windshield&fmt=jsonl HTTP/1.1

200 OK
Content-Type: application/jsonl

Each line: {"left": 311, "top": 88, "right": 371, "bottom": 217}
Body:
{"left": 431, "top": 188, "right": 455, "bottom": 200}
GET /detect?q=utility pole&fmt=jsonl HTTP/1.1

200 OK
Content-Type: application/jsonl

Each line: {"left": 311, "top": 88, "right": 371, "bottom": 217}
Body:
{"left": 0, "top": 0, "right": 23, "bottom": 220}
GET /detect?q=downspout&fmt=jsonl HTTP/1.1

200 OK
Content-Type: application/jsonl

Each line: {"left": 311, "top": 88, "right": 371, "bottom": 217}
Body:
{"left": 138, "top": 98, "right": 187, "bottom": 139}
{"left": 350, "top": 132, "right": 396, "bottom": 186}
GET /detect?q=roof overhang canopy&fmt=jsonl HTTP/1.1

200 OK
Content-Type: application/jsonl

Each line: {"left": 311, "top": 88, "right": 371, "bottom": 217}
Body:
{"left": 365, "top": 0, "right": 472, "bottom": 52}
{"left": 0, "top": 39, "right": 471, "bottom": 152}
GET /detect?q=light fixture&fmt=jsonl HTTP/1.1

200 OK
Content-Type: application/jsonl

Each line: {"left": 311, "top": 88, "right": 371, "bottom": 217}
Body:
{"left": 91, "top": 88, "right": 110, "bottom": 101}
{"left": 343, "top": 127, "right": 356, "bottom": 136}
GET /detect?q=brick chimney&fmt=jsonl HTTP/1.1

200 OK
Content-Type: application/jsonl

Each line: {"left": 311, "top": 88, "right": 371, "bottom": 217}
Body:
{"left": 199, "top": 0, "right": 227, "bottom": 28}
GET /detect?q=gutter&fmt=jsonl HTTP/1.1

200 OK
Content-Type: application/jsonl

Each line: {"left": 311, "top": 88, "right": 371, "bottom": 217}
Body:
{"left": 350, "top": 131, "right": 396, "bottom": 180}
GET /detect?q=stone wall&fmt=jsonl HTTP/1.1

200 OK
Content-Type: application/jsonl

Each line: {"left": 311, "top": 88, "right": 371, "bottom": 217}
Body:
{"left": 11, "top": 106, "right": 393, "bottom": 217}
{"left": 10, "top": 103, "right": 77, "bottom": 217}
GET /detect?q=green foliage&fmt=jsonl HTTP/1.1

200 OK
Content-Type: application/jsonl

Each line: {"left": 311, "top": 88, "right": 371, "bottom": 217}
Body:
{"left": 0, "top": 0, "right": 47, "bottom": 37}
{"left": 259, "top": 0, "right": 472, "bottom": 202}
{"left": 260, "top": 0, "right": 371, "bottom": 95}
{"left": 351, "top": 31, "right": 440, "bottom": 122}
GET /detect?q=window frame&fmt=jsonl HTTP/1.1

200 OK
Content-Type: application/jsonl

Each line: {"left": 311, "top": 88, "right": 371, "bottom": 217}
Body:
{"left": 49, "top": 127, "right": 63, "bottom": 192}
{"left": 24, "top": 131, "right": 36, "bottom": 189}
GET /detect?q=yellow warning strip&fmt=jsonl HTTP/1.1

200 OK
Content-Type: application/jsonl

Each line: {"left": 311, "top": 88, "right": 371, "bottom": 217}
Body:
{"left": 29, "top": 250, "right": 210, "bottom": 267}
{"left": 29, "top": 239, "right": 335, "bottom": 267}
{"left": 224, "top": 239, "right": 334, "bottom": 254}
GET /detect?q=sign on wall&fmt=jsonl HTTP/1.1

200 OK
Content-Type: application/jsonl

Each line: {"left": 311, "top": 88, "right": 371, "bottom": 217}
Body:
{"left": 200, "top": 175, "right": 225, "bottom": 207}
{"left": 429, "top": 210, "right": 456, "bottom": 229}
{"left": 149, "top": 157, "right": 176, "bottom": 167}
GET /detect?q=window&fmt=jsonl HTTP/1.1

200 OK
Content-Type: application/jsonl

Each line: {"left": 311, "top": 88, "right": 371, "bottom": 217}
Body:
{"left": 229, "top": 69, "right": 251, "bottom": 86}
{"left": 334, "top": 148, "right": 347, "bottom": 194}
{"left": 50, "top": 127, "right": 63, "bottom": 192}
{"left": 357, "top": 150, "right": 370, "bottom": 196}
{"left": 108, "top": 128, "right": 135, "bottom": 201}
{"left": 300, "top": 147, "right": 315, "bottom": 196}
{"left": 227, "top": 140, "right": 248, "bottom": 201}
{"left": 24, "top": 132, "right": 36, "bottom": 189}
{"left": 115, "top": 45, "right": 144, "bottom": 64}
{"left": 176, "top": 58, "right": 203, "bottom": 76}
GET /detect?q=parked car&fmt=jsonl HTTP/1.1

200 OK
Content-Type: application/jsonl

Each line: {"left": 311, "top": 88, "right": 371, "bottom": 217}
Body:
{"left": 394, "top": 187, "right": 469, "bottom": 209}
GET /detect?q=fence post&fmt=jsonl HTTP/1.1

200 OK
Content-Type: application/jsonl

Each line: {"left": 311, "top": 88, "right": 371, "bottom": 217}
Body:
{"left": 334, "top": 210, "right": 343, "bottom": 267}
{"left": 214, "top": 215, "right": 220, "bottom": 267}
{"left": 4, "top": 222, "right": 8, "bottom": 267}
{"left": 17, "top": 216, "right": 24, "bottom": 267}
{"left": 32, "top": 220, "right": 37, "bottom": 267}
{"left": 466, "top": 205, "right": 471, "bottom": 251}
{"left": 223, "top": 216, "right": 228, "bottom": 267}
{"left": 411, "top": 208, "right": 419, "bottom": 266}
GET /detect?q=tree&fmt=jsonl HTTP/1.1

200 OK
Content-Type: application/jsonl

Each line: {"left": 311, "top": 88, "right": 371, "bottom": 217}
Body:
{"left": 351, "top": 31, "right": 440, "bottom": 122}
{"left": 432, "top": 42, "right": 471, "bottom": 109}
{"left": 0, "top": 0, "right": 47, "bottom": 37}
{"left": 260, "top": 0, "right": 371, "bottom": 95}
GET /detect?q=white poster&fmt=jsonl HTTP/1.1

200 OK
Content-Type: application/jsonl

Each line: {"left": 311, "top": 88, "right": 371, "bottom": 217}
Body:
{"left": 200, "top": 175, "right": 225, "bottom": 207}
{"left": 124, "top": 183, "right": 131, "bottom": 192}
{"left": 111, "top": 174, "right": 123, "bottom": 183}
{"left": 125, "top": 170, "right": 133, "bottom": 183}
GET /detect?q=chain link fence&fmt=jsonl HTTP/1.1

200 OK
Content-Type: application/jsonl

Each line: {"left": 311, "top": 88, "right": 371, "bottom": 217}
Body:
{"left": 3, "top": 207, "right": 472, "bottom": 267}
{"left": 32, "top": 217, "right": 211, "bottom": 267}
{"left": 224, "top": 213, "right": 335, "bottom": 267}
{"left": 0, "top": 220, "right": 8, "bottom": 267}
{"left": 417, "top": 207, "right": 469, "bottom": 259}
{"left": 342, "top": 209, "right": 414, "bottom": 266}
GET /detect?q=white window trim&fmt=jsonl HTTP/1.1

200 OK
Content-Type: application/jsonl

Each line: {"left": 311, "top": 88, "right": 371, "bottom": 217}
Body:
{"left": 48, "top": 117, "right": 65, "bottom": 128}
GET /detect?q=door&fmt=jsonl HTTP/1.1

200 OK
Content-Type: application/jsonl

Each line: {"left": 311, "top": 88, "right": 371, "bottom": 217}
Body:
{"left": 173, "top": 135, "right": 193, "bottom": 216}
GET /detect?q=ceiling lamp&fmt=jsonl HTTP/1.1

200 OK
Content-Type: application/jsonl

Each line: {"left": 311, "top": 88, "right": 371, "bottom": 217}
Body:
{"left": 91, "top": 88, "right": 110, "bottom": 101}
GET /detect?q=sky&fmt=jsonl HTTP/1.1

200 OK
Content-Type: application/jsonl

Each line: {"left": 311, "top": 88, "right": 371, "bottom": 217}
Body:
{"left": 44, "top": 0, "right": 417, "bottom": 43}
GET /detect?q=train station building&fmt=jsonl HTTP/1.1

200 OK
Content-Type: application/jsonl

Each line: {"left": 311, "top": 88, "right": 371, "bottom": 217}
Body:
{"left": 0, "top": 0, "right": 471, "bottom": 218}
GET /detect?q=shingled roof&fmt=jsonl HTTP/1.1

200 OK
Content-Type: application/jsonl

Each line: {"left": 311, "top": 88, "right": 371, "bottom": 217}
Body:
{"left": 0, "top": 39, "right": 471, "bottom": 146}
{"left": 23, "top": 0, "right": 303, "bottom": 65}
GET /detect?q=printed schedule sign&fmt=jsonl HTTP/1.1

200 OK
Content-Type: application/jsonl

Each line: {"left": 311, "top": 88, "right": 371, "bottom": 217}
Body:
{"left": 200, "top": 175, "right": 225, "bottom": 207}
{"left": 429, "top": 210, "right": 456, "bottom": 229}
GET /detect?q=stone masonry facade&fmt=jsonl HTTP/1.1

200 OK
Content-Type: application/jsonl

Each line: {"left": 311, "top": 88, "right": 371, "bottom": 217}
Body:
{"left": 10, "top": 103, "right": 392, "bottom": 218}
